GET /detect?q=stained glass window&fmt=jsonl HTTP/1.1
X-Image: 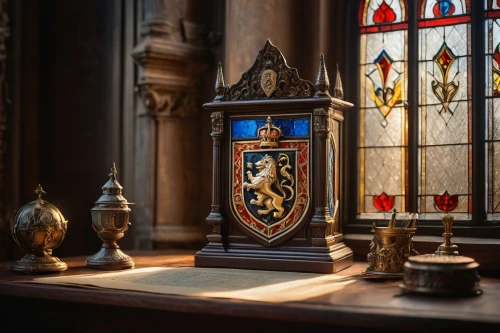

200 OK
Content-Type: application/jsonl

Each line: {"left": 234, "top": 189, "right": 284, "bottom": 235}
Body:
{"left": 356, "top": 0, "right": 500, "bottom": 224}
{"left": 486, "top": 0, "right": 500, "bottom": 219}
{"left": 417, "top": 0, "right": 472, "bottom": 219}
{"left": 358, "top": 0, "right": 408, "bottom": 218}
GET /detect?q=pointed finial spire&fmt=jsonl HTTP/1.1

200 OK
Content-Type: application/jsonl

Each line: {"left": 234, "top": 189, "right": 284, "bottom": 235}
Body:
{"left": 315, "top": 53, "right": 330, "bottom": 97}
{"left": 34, "top": 184, "right": 46, "bottom": 199}
{"left": 214, "top": 61, "right": 226, "bottom": 101}
{"left": 333, "top": 63, "right": 344, "bottom": 100}
{"left": 109, "top": 162, "right": 118, "bottom": 180}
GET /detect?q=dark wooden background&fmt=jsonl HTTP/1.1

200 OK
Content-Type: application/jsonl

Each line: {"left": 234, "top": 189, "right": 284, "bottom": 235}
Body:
{"left": 1, "top": 0, "right": 350, "bottom": 260}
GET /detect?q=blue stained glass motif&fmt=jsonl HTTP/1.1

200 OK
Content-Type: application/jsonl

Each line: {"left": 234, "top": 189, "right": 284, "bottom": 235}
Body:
{"left": 231, "top": 119, "right": 309, "bottom": 139}
{"left": 438, "top": 0, "right": 453, "bottom": 16}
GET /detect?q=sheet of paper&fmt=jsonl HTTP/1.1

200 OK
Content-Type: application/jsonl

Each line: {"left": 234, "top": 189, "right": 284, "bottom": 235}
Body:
{"left": 30, "top": 266, "right": 356, "bottom": 303}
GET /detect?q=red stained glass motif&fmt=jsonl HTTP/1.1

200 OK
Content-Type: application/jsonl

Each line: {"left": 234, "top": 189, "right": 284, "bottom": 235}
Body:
{"left": 373, "top": 1, "right": 397, "bottom": 24}
{"left": 373, "top": 192, "right": 395, "bottom": 212}
{"left": 437, "top": 46, "right": 454, "bottom": 73}
{"left": 376, "top": 51, "right": 393, "bottom": 85}
{"left": 434, "top": 191, "right": 458, "bottom": 213}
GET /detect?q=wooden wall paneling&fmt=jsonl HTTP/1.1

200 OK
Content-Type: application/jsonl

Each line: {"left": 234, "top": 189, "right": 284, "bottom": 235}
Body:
{"left": 0, "top": 0, "right": 11, "bottom": 261}
{"left": 4, "top": 0, "right": 42, "bottom": 260}
{"left": 224, "top": 0, "right": 301, "bottom": 85}
{"left": 36, "top": 0, "right": 126, "bottom": 257}
{"left": 132, "top": 0, "right": 212, "bottom": 250}
{"left": 120, "top": 0, "right": 139, "bottom": 249}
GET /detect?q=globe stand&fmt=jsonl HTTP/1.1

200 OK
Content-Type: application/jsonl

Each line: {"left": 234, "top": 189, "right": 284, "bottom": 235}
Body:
{"left": 11, "top": 250, "right": 67, "bottom": 274}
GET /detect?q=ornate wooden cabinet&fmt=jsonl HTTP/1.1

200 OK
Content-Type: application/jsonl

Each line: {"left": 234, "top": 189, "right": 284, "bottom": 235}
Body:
{"left": 195, "top": 41, "right": 353, "bottom": 273}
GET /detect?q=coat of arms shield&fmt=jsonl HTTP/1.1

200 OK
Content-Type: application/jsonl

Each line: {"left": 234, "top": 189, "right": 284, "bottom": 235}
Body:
{"left": 231, "top": 117, "right": 310, "bottom": 245}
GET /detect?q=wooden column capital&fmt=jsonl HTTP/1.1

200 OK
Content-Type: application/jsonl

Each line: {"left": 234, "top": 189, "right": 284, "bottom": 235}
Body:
{"left": 132, "top": 0, "right": 213, "bottom": 119}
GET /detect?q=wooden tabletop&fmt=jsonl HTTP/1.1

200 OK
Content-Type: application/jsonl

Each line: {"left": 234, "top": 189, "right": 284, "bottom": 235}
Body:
{"left": 1, "top": 251, "right": 500, "bottom": 332}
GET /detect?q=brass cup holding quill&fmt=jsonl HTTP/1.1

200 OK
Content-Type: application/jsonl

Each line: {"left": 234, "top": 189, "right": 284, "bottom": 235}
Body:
{"left": 366, "top": 209, "right": 419, "bottom": 276}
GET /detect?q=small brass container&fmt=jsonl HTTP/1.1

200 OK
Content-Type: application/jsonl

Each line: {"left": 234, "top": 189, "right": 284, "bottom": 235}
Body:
{"left": 366, "top": 211, "right": 418, "bottom": 277}
{"left": 10, "top": 185, "right": 68, "bottom": 273}
{"left": 86, "top": 163, "right": 134, "bottom": 270}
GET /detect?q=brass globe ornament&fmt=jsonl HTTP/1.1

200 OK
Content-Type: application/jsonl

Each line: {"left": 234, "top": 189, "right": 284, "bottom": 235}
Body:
{"left": 86, "top": 163, "right": 135, "bottom": 270}
{"left": 11, "top": 185, "right": 68, "bottom": 273}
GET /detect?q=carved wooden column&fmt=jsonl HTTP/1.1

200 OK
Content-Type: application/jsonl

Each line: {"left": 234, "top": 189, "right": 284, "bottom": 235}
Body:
{"left": 207, "top": 110, "right": 224, "bottom": 244}
{"left": 311, "top": 107, "right": 329, "bottom": 246}
{"left": 310, "top": 55, "right": 353, "bottom": 260}
{"left": 132, "top": 0, "right": 211, "bottom": 249}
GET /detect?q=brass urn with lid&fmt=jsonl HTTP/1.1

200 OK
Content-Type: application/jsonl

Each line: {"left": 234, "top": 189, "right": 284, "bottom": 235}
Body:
{"left": 11, "top": 185, "right": 68, "bottom": 273}
{"left": 86, "top": 163, "right": 134, "bottom": 270}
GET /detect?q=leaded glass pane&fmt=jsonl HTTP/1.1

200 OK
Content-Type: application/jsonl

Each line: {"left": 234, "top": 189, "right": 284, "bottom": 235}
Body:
{"left": 358, "top": 31, "right": 407, "bottom": 217}
{"left": 358, "top": 1, "right": 408, "bottom": 218}
{"left": 364, "top": 107, "right": 404, "bottom": 147}
{"left": 418, "top": 21, "right": 472, "bottom": 218}
{"left": 487, "top": 141, "right": 500, "bottom": 219}
{"left": 359, "top": 147, "right": 406, "bottom": 214}
{"left": 486, "top": 10, "right": 500, "bottom": 219}
{"left": 363, "top": 31, "right": 406, "bottom": 64}
{"left": 488, "top": 142, "right": 500, "bottom": 217}
{"left": 485, "top": 0, "right": 500, "bottom": 11}
{"left": 421, "top": 0, "right": 468, "bottom": 19}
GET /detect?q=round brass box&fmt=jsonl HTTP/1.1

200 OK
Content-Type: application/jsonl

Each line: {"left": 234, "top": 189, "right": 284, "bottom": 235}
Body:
{"left": 400, "top": 254, "right": 481, "bottom": 296}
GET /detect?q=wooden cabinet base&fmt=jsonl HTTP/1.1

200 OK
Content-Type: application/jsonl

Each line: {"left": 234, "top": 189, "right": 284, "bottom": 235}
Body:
{"left": 195, "top": 242, "right": 353, "bottom": 274}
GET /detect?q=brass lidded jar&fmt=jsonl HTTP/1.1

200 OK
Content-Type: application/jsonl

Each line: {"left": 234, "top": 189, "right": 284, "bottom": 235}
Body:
{"left": 11, "top": 185, "right": 68, "bottom": 273}
{"left": 86, "top": 163, "right": 134, "bottom": 270}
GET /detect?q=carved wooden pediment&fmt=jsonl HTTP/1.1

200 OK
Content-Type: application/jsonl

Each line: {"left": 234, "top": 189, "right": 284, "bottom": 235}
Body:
{"left": 222, "top": 40, "right": 315, "bottom": 101}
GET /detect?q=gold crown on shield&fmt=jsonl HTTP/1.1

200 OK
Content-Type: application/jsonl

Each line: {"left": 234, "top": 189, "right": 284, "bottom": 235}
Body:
{"left": 258, "top": 116, "right": 281, "bottom": 148}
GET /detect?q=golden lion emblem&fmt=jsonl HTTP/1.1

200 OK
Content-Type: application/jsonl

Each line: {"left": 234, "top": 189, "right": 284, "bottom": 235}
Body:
{"left": 243, "top": 153, "right": 294, "bottom": 218}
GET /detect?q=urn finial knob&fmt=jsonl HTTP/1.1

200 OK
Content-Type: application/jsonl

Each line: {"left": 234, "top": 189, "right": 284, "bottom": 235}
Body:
{"left": 34, "top": 184, "right": 46, "bottom": 198}
{"left": 109, "top": 162, "right": 118, "bottom": 179}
